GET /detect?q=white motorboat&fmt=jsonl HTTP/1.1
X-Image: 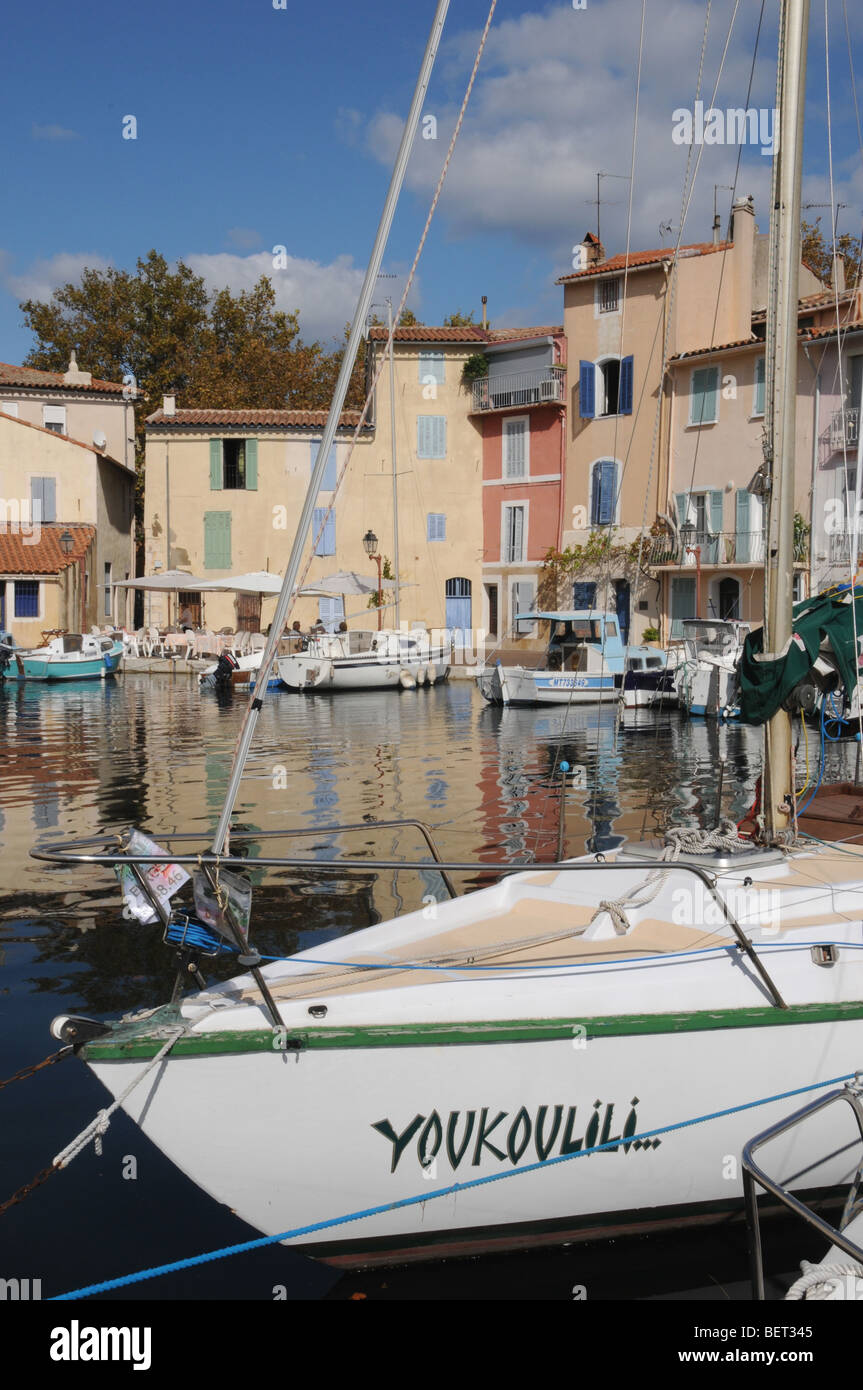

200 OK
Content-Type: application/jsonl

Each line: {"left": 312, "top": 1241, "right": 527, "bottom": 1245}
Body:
{"left": 1, "top": 632, "right": 124, "bottom": 682}
{"left": 675, "top": 618, "right": 751, "bottom": 719}
{"left": 277, "top": 628, "right": 449, "bottom": 692}
{"left": 477, "top": 611, "right": 675, "bottom": 709}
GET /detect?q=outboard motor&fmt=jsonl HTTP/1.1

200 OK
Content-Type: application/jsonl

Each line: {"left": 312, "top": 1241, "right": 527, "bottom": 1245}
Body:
{"left": 202, "top": 651, "right": 239, "bottom": 690}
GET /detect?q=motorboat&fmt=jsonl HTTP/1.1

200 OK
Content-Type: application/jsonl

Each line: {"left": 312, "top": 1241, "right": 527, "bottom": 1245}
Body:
{"left": 3, "top": 632, "right": 124, "bottom": 682}
{"left": 675, "top": 618, "right": 751, "bottom": 719}
{"left": 477, "top": 611, "right": 675, "bottom": 709}
{"left": 277, "top": 628, "right": 449, "bottom": 692}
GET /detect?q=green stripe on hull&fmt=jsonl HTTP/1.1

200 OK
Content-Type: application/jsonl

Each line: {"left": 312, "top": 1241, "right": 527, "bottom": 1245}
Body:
{"left": 82, "top": 999, "right": 863, "bottom": 1061}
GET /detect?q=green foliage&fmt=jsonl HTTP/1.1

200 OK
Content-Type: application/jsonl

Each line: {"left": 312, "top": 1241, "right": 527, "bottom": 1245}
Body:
{"left": 800, "top": 218, "right": 862, "bottom": 289}
{"left": 444, "top": 309, "right": 486, "bottom": 327}
{"left": 460, "top": 353, "right": 489, "bottom": 386}
{"left": 642, "top": 626, "right": 660, "bottom": 642}
{"left": 366, "top": 557, "right": 394, "bottom": 608}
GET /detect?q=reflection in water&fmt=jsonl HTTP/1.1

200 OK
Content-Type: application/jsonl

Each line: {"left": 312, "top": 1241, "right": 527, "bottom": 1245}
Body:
{"left": 1, "top": 675, "right": 858, "bottom": 1299}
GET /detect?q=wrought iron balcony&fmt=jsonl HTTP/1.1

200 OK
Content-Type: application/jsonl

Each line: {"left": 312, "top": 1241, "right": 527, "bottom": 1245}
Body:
{"left": 830, "top": 407, "right": 859, "bottom": 451}
{"left": 644, "top": 530, "right": 808, "bottom": 567}
{"left": 470, "top": 366, "right": 565, "bottom": 412}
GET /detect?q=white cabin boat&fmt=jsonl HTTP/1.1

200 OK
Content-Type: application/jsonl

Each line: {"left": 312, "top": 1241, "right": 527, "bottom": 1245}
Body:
{"left": 675, "top": 619, "right": 751, "bottom": 719}
{"left": 277, "top": 628, "right": 449, "bottom": 692}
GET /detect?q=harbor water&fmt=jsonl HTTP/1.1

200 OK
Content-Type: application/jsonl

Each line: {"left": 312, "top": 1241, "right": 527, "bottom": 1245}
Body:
{"left": 0, "top": 675, "right": 856, "bottom": 1300}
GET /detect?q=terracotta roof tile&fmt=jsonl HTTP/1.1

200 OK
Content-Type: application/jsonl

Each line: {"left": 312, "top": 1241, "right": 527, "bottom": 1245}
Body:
{"left": 367, "top": 325, "right": 488, "bottom": 343}
{"left": 805, "top": 321, "right": 863, "bottom": 342}
{"left": 671, "top": 337, "right": 763, "bottom": 361}
{"left": 145, "top": 408, "right": 370, "bottom": 429}
{"left": 557, "top": 243, "right": 731, "bottom": 283}
{"left": 486, "top": 325, "right": 563, "bottom": 343}
{"left": 0, "top": 361, "right": 125, "bottom": 393}
{"left": 0, "top": 524, "right": 95, "bottom": 576}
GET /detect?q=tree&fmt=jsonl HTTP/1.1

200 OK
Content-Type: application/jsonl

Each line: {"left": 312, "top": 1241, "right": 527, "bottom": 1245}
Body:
{"left": 800, "top": 218, "right": 862, "bottom": 289}
{"left": 443, "top": 309, "right": 481, "bottom": 327}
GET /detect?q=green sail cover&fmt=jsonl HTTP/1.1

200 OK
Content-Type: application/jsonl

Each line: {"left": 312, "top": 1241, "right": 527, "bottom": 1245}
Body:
{"left": 738, "top": 590, "right": 863, "bottom": 724}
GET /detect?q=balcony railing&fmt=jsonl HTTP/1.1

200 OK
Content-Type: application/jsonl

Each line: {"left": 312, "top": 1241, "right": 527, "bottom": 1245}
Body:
{"left": 644, "top": 530, "right": 808, "bottom": 566}
{"left": 471, "top": 366, "right": 565, "bottom": 412}
{"left": 830, "top": 407, "right": 859, "bottom": 451}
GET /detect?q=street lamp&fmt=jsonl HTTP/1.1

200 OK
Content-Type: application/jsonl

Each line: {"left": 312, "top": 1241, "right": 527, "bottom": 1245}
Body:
{"left": 59, "top": 530, "right": 74, "bottom": 556}
{"left": 363, "top": 529, "right": 383, "bottom": 630}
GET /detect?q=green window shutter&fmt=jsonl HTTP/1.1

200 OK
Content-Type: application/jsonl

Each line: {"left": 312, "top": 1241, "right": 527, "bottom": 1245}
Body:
{"left": 204, "top": 511, "right": 231, "bottom": 569}
{"left": 674, "top": 493, "right": 690, "bottom": 527}
{"left": 707, "top": 489, "right": 724, "bottom": 562}
{"left": 245, "top": 438, "right": 258, "bottom": 490}
{"left": 754, "top": 357, "right": 765, "bottom": 416}
{"left": 691, "top": 367, "right": 718, "bottom": 425}
{"left": 736, "top": 488, "right": 751, "bottom": 562}
{"left": 209, "top": 440, "right": 222, "bottom": 490}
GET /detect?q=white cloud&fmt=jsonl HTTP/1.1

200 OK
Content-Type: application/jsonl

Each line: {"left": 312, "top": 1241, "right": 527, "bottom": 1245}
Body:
{"left": 2, "top": 251, "right": 112, "bottom": 302}
{"left": 31, "top": 123, "right": 80, "bottom": 141}
{"left": 185, "top": 249, "right": 421, "bottom": 343}
{"left": 363, "top": 0, "right": 858, "bottom": 266}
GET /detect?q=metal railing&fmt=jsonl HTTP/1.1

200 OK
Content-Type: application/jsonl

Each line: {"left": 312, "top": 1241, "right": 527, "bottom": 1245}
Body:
{"left": 471, "top": 366, "right": 565, "bottom": 412}
{"left": 830, "top": 407, "right": 859, "bottom": 451}
{"left": 644, "top": 530, "right": 809, "bottom": 567}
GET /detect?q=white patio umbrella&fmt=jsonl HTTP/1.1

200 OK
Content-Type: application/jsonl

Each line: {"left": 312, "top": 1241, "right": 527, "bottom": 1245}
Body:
{"left": 198, "top": 571, "right": 285, "bottom": 595}
{"left": 112, "top": 570, "right": 212, "bottom": 627}
{"left": 298, "top": 571, "right": 397, "bottom": 598}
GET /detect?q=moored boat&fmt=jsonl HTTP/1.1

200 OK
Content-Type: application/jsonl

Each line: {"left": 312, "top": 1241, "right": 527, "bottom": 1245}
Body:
{"left": 277, "top": 628, "right": 449, "bottom": 692}
{"left": 5, "top": 633, "right": 123, "bottom": 682}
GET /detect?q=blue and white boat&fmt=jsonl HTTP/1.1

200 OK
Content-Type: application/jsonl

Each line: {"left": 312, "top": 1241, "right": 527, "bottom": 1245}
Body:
{"left": 5, "top": 633, "right": 124, "bottom": 682}
{"left": 477, "top": 610, "right": 675, "bottom": 709}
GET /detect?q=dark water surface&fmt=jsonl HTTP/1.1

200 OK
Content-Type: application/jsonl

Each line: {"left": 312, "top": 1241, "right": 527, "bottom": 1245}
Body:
{"left": 0, "top": 675, "right": 855, "bottom": 1301}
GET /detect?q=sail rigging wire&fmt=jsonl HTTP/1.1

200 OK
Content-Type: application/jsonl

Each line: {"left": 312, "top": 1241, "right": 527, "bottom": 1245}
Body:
{"left": 824, "top": 0, "right": 863, "bottom": 751}
{"left": 211, "top": 0, "right": 498, "bottom": 856}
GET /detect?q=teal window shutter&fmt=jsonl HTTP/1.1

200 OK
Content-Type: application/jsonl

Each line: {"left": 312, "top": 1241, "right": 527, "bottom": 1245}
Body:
{"left": 736, "top": 488, "right": 751, "bottom": 562}
{"left": 204, "top": 511, "right": 231, "bottom": 569}
{"left": 754, "top": 357, "right": 765, "bottom": 416}
{"left": 690, "top": 367, "right": 718, "bottom": 425}
{"left": 675, "top": 492, "right": 690, "bottom": 528}
{"left": 245, "top": 438, "right": 258, "bottom": 490}
{"left": 209, "top": 440, "right": 222, "bottom": 490}
{"left": 707, "top": 489, "right": 724, "bottom": 562}
{"left": 670, "top": 576, "right": 697, "bottom": 638}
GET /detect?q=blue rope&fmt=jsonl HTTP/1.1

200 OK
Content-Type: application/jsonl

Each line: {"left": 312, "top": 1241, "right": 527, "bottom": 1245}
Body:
{"left": 50, "top": 1070, "right": 857, "bottom": 1301}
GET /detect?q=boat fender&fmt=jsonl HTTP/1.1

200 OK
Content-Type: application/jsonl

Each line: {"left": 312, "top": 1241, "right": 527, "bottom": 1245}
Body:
{"left": 399, "top": 669, "right": 416, "bottom": 690}
{"left": 426, "top": 663, "right": 437, "bottom": 685}
{"left": 416, "top": 666, "right": 427, "bottom": 686}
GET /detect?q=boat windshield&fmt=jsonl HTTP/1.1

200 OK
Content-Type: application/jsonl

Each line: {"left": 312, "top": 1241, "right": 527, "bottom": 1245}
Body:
{"left": 681, "top": 621, "right": 742, "bottom": 659}
{"left": 550, "top": 619, "right": 601, "bottom": 644}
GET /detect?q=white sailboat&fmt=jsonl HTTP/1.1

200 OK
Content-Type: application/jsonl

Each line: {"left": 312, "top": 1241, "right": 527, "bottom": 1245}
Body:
{"left": 39, "top": 0, "right": 863, "bottom": 1272}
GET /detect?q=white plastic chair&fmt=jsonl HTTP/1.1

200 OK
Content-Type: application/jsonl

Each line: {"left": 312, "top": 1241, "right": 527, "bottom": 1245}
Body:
{"left": 249, "top": 633, "right": 266, "bottom": 653}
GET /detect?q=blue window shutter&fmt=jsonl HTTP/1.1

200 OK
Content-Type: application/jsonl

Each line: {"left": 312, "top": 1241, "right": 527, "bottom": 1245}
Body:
{"left": 736, "top": 488, "right": 751, "bottom": 562}
{"left": 579, "top": 361, "right": 595, "bottom": 419}
{"left": 209, "top": 440, "right": 222, "bottom": 490}
{"left": 324, "top": 511, "right": 335, "bottom": 555}
{"left": 419, "top": 352, "right": 445, "bottom": 385}
{"left": 313, "top": 507, "right": 336, "bottom": 556}
{"left": 204, "top": 512, "right": 231, "bottom": 569}
{"left": 245, "top": 438, "right": 258, "bottom": 490}
{"left": 754, "top": 357, "right": 765, "bottom": 415}
{"left": 311, "top": 440, "right": 337, "bottom": 490}
{"left": 417, "top": 416, "right": 446, "bottom": 458}
{"left": 593, "top": 461, "right": 615, "bottom": 524}
{"left": 30, "top": 477, "right": 43, "bottom": 520}
{"left": 428, "top": 513, "right": 446, "bottom": 541}
{"left": 313, "top": 506, "right": 326, "bottom": 555}
{"left": 620, "top": 356, "right": 633, "bottom": 414}
{"left": 43, "top": 477, "right": 56, "bottom": 523}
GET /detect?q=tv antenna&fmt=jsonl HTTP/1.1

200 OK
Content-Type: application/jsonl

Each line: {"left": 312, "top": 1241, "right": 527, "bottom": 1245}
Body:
{"left": 586, "top": 170, "right": 630, "bottom": 246}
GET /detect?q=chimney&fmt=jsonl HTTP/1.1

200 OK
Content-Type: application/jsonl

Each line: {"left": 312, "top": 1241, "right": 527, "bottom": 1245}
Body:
{"left": 832, "top": 254, "right": 846, "bottom": 294}
{"left": 481, "top": 295, "right": 488, "bottom": 329}
{"left": 582, "top": 231, "right": 605, "bottom": 265}
{"left": 162, "top": 395, "right": 176, "bottom": 416}
{"left": 730, "top": 194, "right": 755, "bottom": 242}
{"left": 63, "top": 350, "right": 92, "bottom": 387}
{"left": 712, "top": 212, "right": 721, "bottom": 245}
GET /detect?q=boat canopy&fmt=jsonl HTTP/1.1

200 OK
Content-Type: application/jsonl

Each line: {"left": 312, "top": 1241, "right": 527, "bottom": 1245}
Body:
{"left": 738, "top": 589, "right": 863, "bottom": 724}
{"left": 513, "top": 610, "right": 616, "bottom": 623}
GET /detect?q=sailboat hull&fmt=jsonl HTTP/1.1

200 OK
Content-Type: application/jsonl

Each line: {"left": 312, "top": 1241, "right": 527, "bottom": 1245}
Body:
{"left": 86, "top": 1009, "right": 863, "bottom": 1267}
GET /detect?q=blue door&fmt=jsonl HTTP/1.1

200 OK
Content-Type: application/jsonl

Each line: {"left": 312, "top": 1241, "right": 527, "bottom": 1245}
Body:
{"left": 445, "top": 578, "right": 471, "bottom": 650}
{"left": 319, "top": 597, "right": 344, "bottom": 632}
{"left": 614, "top": 579, "right": 630, "bottom": 645}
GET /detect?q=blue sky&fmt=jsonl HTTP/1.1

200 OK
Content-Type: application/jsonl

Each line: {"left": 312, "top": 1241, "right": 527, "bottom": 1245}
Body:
{"left": 2, "top": 0, "right": 862, "bottom": 370}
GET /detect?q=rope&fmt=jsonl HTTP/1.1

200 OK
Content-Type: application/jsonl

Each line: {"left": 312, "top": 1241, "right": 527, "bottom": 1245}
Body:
{"left": 786, "top": 1260, "right": 863, "bottom": 1301}
{"left": 49, "top": 1070, "right": 857, "bottom": 1300}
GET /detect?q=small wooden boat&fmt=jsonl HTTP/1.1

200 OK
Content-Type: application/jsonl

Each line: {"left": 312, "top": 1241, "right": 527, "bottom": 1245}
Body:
{"left": 8, "top": 633, "right": 123, "bottom": 682}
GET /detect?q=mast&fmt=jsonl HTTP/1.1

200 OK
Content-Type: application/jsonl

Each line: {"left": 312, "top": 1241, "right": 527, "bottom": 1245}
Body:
{"left": 387, "top": 297, "right": 401, "bottom": 627}
{"left": 763, "top": 0, "right": 809, "bottom": 839}
{"left": 210, "top": 0, "right": 451, "bottom": 857}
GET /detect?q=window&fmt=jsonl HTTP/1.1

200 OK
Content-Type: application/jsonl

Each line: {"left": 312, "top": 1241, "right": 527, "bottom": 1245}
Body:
{"left": 572, "top": 581, "right": 597, "bottom": 609}
{"left": 203, "top": 511, "right": 232, "bottom": 569}
{"left": 43, "top": 405, "right": 66, "bottom": 435}
{"left": 599, "top": 277, "right": 621, "bottom": 313}
{"left": 581, "top": 357, "right": 632, "bottom": 418}
{"left": 753, "top": 357, "right": 765, "bottom": 417}
{"left": 419, "top": 352, "right": 445, "bottom": 386}
{"left": 690, "top": 366, "right": 719, "bottom": 425}
{"left": 311, "top": 440, "right": 337, "bottom": 491}
{"left": 511, "top": 580, "right": 536, "bottom": 634}
{"left": 417, "top": 415, "right": 446, "bottom": 458}
{"left": 104, "top": 563, "right": 112, "bottom": 619}
{"left": 427, "top": 513, "right": 446, "bottom": 542}
{"left": 209, "top": 438, "right": 258, "bottom": 490}
{"left": 30, "top": 477, "right": 56, "bottom": 524}
{"left": 177, "top": 590, "right": 202, "bottom": 627}
{"left": 591, "top": 460, "right": 616, "bottom": 525}
{"left": 503, "top": 417, "right": 528, "bottom": 478}
{"left": 717, "top": 577, "right": 740, "bottom": 621}
{"left": 484, "top": 583, "right": 499, "bottom": 637}
{"left": 2, "top": 402, "right": 19, "bottom": 417}
{"left": 14, "top": 580, "right": 39, "bottom": 618}
{"left": 598, "top": 360, "right": 620, "bottom": 417}
{"left": 675, "top": 489, "right": 724, "bottom": 562}
{"left": 503, "top": 505, "right": 525, "bottom": 563}
{"left": 313, "top": 506, "right": 335, "bottom": 556}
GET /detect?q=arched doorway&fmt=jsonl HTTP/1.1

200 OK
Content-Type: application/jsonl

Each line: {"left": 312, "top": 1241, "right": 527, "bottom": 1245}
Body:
{"left": 717, "top": 576, "right": 741, "bottom": 621}
{"left": 445, "top": 578, "right": 472, "bottom": 649}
